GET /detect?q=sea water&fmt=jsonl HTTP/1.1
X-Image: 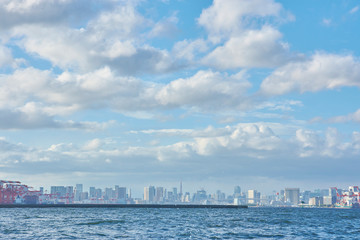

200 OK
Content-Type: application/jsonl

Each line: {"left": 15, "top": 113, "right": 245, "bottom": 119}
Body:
{"left": 0, "top": 207, "right": 359, "bottom": 239}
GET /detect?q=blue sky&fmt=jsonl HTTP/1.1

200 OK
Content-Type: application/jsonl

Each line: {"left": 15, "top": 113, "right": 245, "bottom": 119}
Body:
{"left": 0, "top": 0, "right": 360, "bottom": 197}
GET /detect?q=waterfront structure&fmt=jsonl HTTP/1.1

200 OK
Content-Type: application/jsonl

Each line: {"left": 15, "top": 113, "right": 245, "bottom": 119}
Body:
{"left": 75, "top": 184, "right": 83, "bottom": 202}
{"left": 248, "top": 190, "right": 258, "bottom": 204}
{"left": 309, "top": 197, "right": 323, "bottom": 206}
{"left": 155, "top": 187, "right": 164, "bottom": 203}
{"left": 234, "top": 186, "right": 241, "bottom": 198}
{"left": 115, "top": 186, "right": 127, "bottom": 202}
{"left": 51, "top": 186, "right": 66, "bottom": 197}
{"left": 144, "top": 186, "right": 155, "bottom": 203}
{"left": 5, "top": 178, "right": 360, "bottom": 207}
{"left": 285, "top": 188, "right": 300, "bottom": 205}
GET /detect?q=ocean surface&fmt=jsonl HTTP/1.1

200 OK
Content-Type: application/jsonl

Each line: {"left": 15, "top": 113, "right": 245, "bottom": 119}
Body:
{"left": 0, "top": 207, "right": 359, "bottom": 239}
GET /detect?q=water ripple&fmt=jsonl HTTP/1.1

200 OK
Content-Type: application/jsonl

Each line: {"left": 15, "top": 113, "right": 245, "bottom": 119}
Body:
{"left": 0, "top": 207, "right": 359, "bottom": 239}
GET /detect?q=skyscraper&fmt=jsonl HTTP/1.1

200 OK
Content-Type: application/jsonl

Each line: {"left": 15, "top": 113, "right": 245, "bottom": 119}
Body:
{"left": 155, "top": 187, "right": 164, "bottom": 203}
{"left": 248, "top": 190, "right": 258, "bottom": 204}
{"left": 285, "top": 188, "right": 300, "bottom": 205}
{"left": 173, "top": 187, "right": 178, "bottom": 201}
{"left": 89, "top": 187, "right": 96, "bottom": 199}
{"left": 234, "top": 186, "right": 241, "bottom": 197}
{"left": 144, "top": 186, "right": 155, "bottom": 203}
{"left": 75, "top": 184, "right": 83, "bottom": 202}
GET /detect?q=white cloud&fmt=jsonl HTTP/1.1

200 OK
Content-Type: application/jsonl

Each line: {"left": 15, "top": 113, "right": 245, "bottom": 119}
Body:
{"left": 0, "top": 44, "right": 13, "bottom": 67}
{"left": 83, "top": 138, "right": 102, "bottom": 151}
{"left": 322, "top": 18, "right": 332, "bottom": 26}
{"left": 155, "top": 70, "right": 251, "bottom": 110}
{"left": 350, "top": 6, "right": 359, "bottom": 14}
{"left": 295, "top": 128, "right": 351, "bottom": 158}
{"left": 330, "top": 109, "right": 360, "bottom": 123}
{"left": 6, "top": 2, "right": 181, "bottom": 74}
{"left": 256, "top": 100, "right": 303, "bottom": 112}
{"left": 0, "top": 0, "right": 107, "bottom": 30}
{"left": 148, "top": 14, "right": 179, "bottom": 38}
{"left": 172, "top": 39, "right": 208, "bottom": 61}
{"left": 1, "top": 123, "right": 360, "bottom": 186}
{"left": 203, "top": 26, "right": 293, "bottom": 69}
{"left": 0, "top": 66, "right": 255, "bottom": 122}
{"left": 0, "top": 106, "right": 113, "bottom": 130}
{"left": 198, "top": 0, "right": 284, "bottom": 42}
{"left": 260, "top": 53, "right": 360, "bottom": 95}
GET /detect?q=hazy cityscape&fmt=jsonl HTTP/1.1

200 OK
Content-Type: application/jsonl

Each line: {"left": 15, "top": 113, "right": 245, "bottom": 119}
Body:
{"left": 1, "top": 179, "right": 357, "bottom": 208}
{"left": 1, "top": 0, "right": 359, "bottom": 238}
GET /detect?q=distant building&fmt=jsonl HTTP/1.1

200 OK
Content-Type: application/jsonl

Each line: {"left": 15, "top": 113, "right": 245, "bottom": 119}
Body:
{"left": 173, "top": 187, "right": 178, "bottom": 201}
{"left": 309, "top": 196, "right": 323, "bottom": 206}
{"left": 234, "top": 186, "right": 241, "bottom": 198}
{"left": 75, "top": 184, "right": 83, "bottom": 201}
{"left": 104, "top": 188, "right": 114, "bottom": 201}
{"left": 115, "top": 186, "right": 126, "bottom": 201}
{"left": 193, "top": 189, "right": 207, "bottom": 203}
{"left": 329, "top": 187, "right": 338, "bottom": 197}
{"left": 144, "top": 186, "right": 155, "bottom": 202}
{"left": 155, "top": 187, "right": 164, "bottom": 203}
{"left": 89, "top": 187, "right": 96, "bottom": 199}
{"left": 285, "top": 188, "right": 300, "bottom": 205}
{"left": 323, "top": 196, "right": 335, "bottom": 205}
{"left": 51, "top": 186, "right": 66, "bottom": 197}
{"left": 248, "top": 190, "right": 258, "bottom": 204}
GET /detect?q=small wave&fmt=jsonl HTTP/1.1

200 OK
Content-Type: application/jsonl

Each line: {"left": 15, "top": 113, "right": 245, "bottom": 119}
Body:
{"left": 77, "top": 219, "right": 126, "bottom": 225}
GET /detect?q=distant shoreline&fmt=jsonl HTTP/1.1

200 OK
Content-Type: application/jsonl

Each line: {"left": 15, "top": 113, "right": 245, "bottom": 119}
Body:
{"left": 0, "top": 204, "right": 248, "bottom": 209}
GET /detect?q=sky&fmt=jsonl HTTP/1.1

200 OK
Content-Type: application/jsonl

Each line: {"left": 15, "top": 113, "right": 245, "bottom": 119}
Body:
{"left": 1, "top": 0, "right": 360, "bottom": 197}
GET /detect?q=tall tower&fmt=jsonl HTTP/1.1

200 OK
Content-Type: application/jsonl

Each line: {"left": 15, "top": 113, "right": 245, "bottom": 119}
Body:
{"left": 284, "top": 188, "right": 300, "bottom": 205}
{"left": 144, "top": 186, "right": 155, "bottom": 203}
{"left": 180, "top": 181, "right": 182, "bottom": 195}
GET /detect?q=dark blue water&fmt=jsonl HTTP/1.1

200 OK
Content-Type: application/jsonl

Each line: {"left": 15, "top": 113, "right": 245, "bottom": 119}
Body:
{"left": 0, "top": 207, "right": 359, "bottom": 239}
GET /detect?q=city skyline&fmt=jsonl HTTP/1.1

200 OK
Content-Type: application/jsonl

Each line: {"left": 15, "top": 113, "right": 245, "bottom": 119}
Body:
{"left": 3, "top": 178, "right": 357, "bottom": 207}
{"left": 1, "top": 0, "right": 360, "bottom": 192}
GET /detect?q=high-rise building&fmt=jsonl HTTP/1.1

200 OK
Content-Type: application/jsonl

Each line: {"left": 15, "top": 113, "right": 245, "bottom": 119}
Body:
{"left": 115, "top": 186, "right": 126, "bottom": 201}
{"left": 75, "top": 184, "right": 83, "bottom": 201}
{"left": 329, "top": 187, "right": 338, "bottom": 197}
{"left": 66, "top": 186, "right": 73, "bottom": 196}
{"left": 234, "top": 186, "right": 241, "bottom": 197}
{"left": 51, "top": 186, "right": 66, "bottom": 197}
{"left": 95, "top": 188, "right": 102, "bottom": 199}
{"left": 89, "top": 187, "right": 96, "bottom": 198}
{"left": 144, "top": 186, "right": 155, "bottom": 202}
{"left": 104, "top": 188, "right": 114, "bottom": 201}
{"left": 173, "top": 187, "right": 178, "bottom": 201}
{"left": 285, "top": 188, "right": 300, "bottom": 205}
{"left": 155, "top": 187, "right": 164, "bottom": 202}
{"left": 248, "top": 190, "right": 258, "bottom": 204}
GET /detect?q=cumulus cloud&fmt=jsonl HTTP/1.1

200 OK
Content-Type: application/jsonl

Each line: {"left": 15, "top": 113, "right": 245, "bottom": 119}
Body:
{"left": 0, "top": 44, "right": 13, "bottom": 67}
{"left": 11, "top": 4, "right": 180, "bottom": 74}
{"left": 0, "top": 0, "right": 108, "bottom": 30}
{"left": 0, "top": 67, "right": 253, "bottom": 119}
{"left": 295, "top": 128, "right": 352, "bottom": 158}
{"left": 197, "top": 0, "right": 297, "bottom": 70}
{"left": 2, "top": 123, "right": 359, "bottom": 183}
{"left": 329, "top": 109, "right": 360, "bottom": 124}
{"left": 148, "top": 14, "right": 179, "bottom": 38}
{"left": 260, "top": 53, "right": 360, "bottom": 95}
{"left": 172, "top": 39, "right": 208, "bottom": 61}
{"left": 203, "top": 26, "right": 294, "bottom": 69}
{"left": 0, "top": 106, "right": 113, "bottom": 130}
{"left": 198, "top": 0, "right": 284, "bottom": 41}
{"left": 155, "top": 70, "right": 251, "bottom": 110}
{"left": 134, "top": 123, "right": 360, "bottom": 163}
